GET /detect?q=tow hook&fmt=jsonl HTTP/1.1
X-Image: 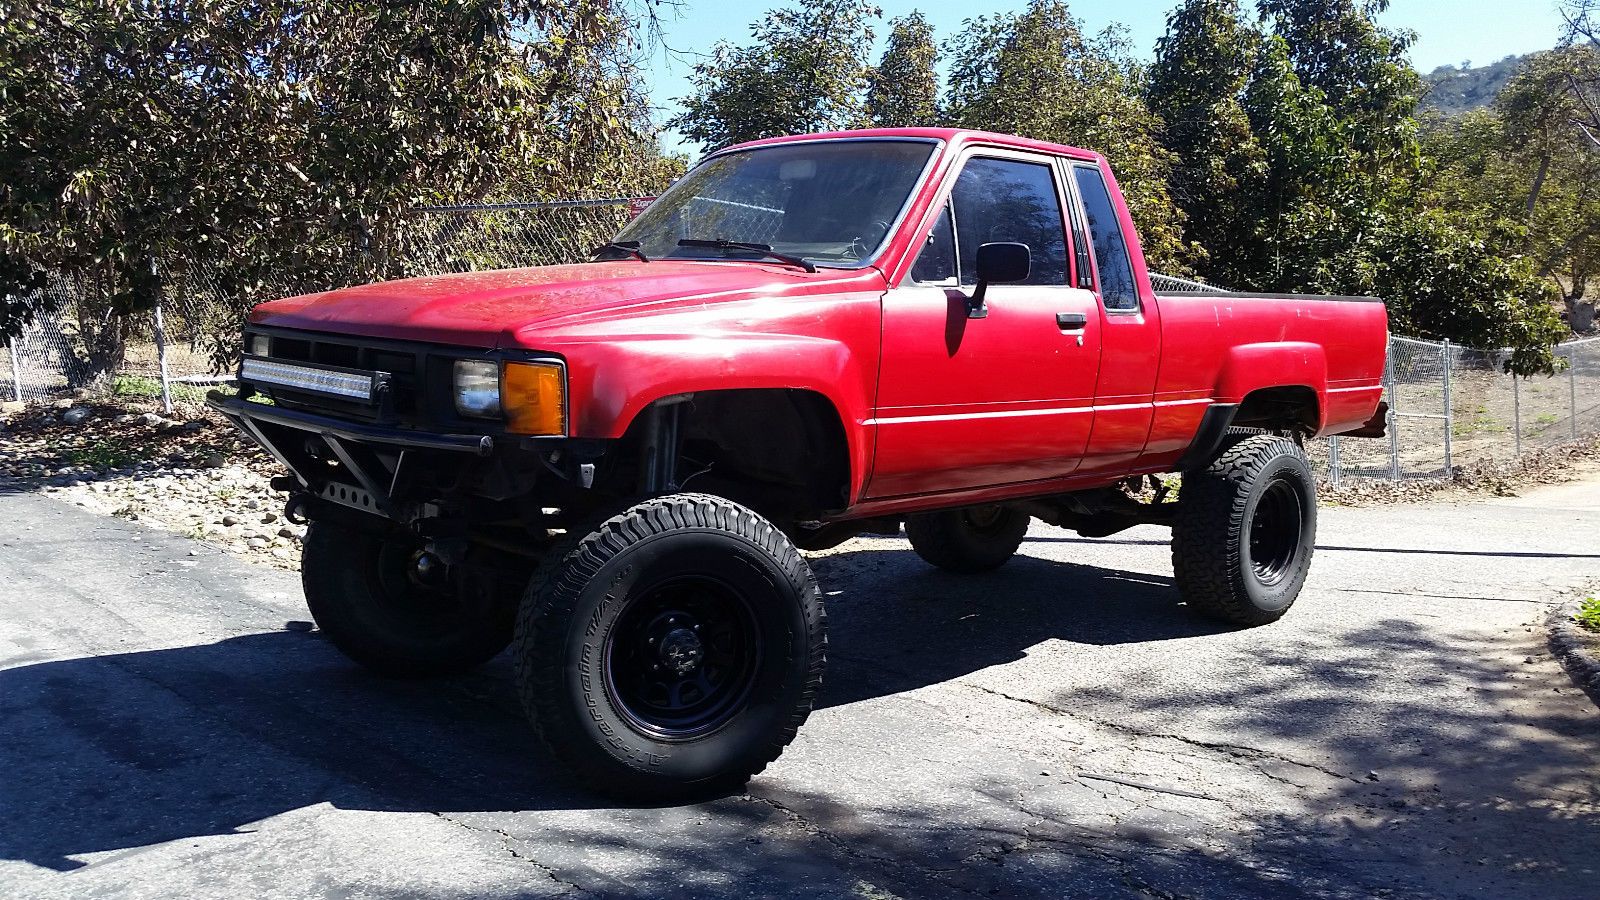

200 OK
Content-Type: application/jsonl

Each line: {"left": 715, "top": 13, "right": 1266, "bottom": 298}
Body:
{"left": 284, "top": 494, "right": 311, "bottom": 525}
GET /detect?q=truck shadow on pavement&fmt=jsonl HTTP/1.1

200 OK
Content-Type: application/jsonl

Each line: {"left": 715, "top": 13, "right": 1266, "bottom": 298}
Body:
{"left": 1, "top": 549, "right": 1220, "bottom": 874}
{"left": 5, "top": 542, "right": 1597, "bottom": 898}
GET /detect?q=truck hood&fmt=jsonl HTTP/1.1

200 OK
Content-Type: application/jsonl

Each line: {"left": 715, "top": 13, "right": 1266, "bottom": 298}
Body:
{"left": 248, "top": 260, "right": 871, "bottom": 348}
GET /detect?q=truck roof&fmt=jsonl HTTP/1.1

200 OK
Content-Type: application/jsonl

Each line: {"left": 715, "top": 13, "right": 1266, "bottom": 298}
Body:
{"left": 716, "top": 127, "right": 1105, "bottom": 165}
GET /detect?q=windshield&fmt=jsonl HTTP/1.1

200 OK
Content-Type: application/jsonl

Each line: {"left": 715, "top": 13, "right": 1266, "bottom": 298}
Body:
{"left": 614, "top": 140, "right": 936, "bottom": 268}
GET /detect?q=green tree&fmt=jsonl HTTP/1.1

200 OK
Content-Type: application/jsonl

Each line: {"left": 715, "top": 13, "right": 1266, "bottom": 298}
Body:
{"left": 671, "top": 0, "right": 882, "bottom": 150}
{"left": 866, "top": 12, "right": 940, "bottom": 127}
{"left": 943, "top": 0, "right": 1195, "bottom": 272}
{"left": 0, "top": 0, "right": 669, "bottom": 369}
{"left": 1423, "top": 46, "right": 1600, "bottom": 334}
{"left": 1148, "top": 0, "right": 1265, "bottom": 281}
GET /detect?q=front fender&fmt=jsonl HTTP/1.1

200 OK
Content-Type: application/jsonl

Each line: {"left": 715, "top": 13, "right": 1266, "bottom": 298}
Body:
{"left": 558, "top": 333, "right": 876, "bottom": 502}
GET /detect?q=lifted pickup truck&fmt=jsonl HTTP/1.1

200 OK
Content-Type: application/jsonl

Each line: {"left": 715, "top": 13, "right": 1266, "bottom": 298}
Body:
{"left": 211, "top": 127, "right": 1388, "bottom": 799}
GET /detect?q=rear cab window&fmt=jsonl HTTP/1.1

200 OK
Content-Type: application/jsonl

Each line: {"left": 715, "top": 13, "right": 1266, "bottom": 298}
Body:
{"left": 1069, "top": 164, "right": 1140, "bottom": 312}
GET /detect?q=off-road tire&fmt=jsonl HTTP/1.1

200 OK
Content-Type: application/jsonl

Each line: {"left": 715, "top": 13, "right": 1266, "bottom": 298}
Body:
{"left": 905, "top": 505, "right": 1030, "bottom": 573}
{"left": 302, "top": 521, "right": 517, "bottom": 677}
{"left": 514, "top": 493, "right": 826, "bottom": 800}
{"left": 1172, "top": 435, "right": 1317, "bottom": 626}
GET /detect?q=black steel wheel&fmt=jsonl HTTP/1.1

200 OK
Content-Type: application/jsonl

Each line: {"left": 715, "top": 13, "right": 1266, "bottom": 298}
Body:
{"left": 905, "top": 504, "right": 1030, "bottom": 573}
{"left": 1171, "top": 434, "right": 1317, "bottom": 626}
{"left": 301, "top": 521, "right": 517, "bottom": 677}
{"left": 605, "top": 575, "right": 763, "bottom": 740}
{"left": 515, "top": 494, "right": 825, "bottom": 800}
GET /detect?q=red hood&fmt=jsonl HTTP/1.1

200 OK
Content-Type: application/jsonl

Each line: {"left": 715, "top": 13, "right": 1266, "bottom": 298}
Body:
{"left": 248, "top": 261, "right": 868, "bottom": 348}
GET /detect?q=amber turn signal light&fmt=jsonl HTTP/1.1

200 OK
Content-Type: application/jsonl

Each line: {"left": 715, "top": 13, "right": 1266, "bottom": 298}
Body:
{"left": 501, "top": 361, "right": 566, "bottom": 435}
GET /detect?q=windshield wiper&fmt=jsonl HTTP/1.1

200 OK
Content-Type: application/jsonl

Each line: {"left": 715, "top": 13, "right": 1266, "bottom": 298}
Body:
{"left": 591, "top": 240, "right": 649, "bottom": 263}
{"left": 677, "top": 239, "right": 817, "bottom": 273}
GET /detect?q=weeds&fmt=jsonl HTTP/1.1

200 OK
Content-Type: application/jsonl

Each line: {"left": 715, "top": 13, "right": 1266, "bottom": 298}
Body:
{"left": 65, "top": 441, "right": 139, "bottom": 470}
{"left": 1576, "top": 596, "right": 1600, "bottom": 633}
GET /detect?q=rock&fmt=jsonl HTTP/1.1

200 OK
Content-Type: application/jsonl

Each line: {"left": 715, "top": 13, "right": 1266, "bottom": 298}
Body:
{"left": 270, "top": 547, "right": 291, "bottom": 559}
{"left": 52, "top": 398, "right": 74, "bottom": 410}
{"left": 262, "top": 511, "right": 278, "bottom": 524}
{"left": 139, "top": 412, "right": 163, "bottom": 427}
{"left": 115, "top": 414, "right": 139, "bottom": 425}
{"left": 62, "top": 406, "right": 92, "bottom": 425}
{"left": 246, "top": 537, "right": 267, "bottom": 550}
{"left": 183, "top": 420, "right": 207, "bottom": 432}
{"left": 277, "top": 526, "right": 296, "bottom": 539}
{"left": 246, "top": 498, "right": 260, "bottom": 510}
{"left": 221, "top": 514, "right": 240, "bottom": 526}
{"left": 2, "top": 400, "right": 25, "bottom": 416}
{"left": 200, "top": 452, "right": 226, "bottom": 469}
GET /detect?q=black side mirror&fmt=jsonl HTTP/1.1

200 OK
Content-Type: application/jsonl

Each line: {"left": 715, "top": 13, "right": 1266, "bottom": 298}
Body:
{"left": 969, "top": 242, "right": 1030, "bottom": 318}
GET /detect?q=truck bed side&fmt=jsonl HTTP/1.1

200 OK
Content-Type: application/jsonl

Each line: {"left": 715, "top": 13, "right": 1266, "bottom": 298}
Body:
{"left": 1141, "top": 291, "right": 1388, "bottom": 468}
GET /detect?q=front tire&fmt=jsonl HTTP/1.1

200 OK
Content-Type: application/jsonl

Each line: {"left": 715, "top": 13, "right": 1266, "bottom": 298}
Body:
{"left": 1171, "top": 435, "right": 1317, "bottom": 626}
{"left": 301, "top": 521, "right": 517, "bottom": 677}
{"left": 514, "top": 494, "right": 826, "bottom": 800}
{"left": 905, "top": 505, "right": 1030, "bottom": 573}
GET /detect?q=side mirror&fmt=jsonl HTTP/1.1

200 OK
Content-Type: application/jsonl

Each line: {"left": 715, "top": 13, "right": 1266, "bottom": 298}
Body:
{"left": 969, "top": 242, "right": 1030, "bottom": 318}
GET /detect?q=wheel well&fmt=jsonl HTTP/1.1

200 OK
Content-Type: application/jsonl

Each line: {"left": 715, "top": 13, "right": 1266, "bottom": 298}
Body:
{"left": 1234, "top": 385, "right": 1320, "bottom": 434}
{"left": 611, "top": 389, "right": 852, "bottom": 521}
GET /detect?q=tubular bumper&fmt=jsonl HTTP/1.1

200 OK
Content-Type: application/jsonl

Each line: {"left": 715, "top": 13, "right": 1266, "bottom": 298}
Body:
{"left": 207, "top": 392, "right": 494, "bottom": 458}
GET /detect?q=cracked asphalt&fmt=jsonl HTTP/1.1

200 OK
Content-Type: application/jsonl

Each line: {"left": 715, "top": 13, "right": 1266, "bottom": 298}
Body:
{"left": 2, "top": 475, "right": 1597, "bottom": 899}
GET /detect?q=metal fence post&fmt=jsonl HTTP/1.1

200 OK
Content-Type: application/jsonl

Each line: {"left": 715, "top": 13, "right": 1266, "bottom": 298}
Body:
{"left": 1512, "top": 372, "right": 1521, "bottom": 456}
{"left": 1571, "top": 348, "right": 1579, "bottom": 441}
{"left": 7, "top": 335, "right": 21, "bottom": 404}
{"left": 1441, "top": 339, "right": 1453, "bottom": 473}
{"left": 153, "top": 297, "right": 173, "bottom": 414}
{"left": 1329, "top": 435, "right": 1342, "bottom": 486}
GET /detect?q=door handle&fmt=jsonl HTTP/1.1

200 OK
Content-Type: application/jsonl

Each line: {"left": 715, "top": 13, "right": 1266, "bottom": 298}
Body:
{"left": 1055, "top": 312, "right": 1088, "bottom": 331}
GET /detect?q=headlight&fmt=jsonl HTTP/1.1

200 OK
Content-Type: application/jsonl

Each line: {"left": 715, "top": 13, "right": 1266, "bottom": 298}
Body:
{"left": 247, "top": 334, "right": 271, "bottom": 357}
{"left": 502, "top": 361, "right": 566, "bottom": 435}
{"left": 453, "top": 359, "right": 501, "bottom": 418}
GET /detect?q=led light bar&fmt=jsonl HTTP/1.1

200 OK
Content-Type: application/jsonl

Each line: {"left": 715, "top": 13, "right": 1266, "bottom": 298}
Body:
{"left": 240, "top": 357, "right": 376, "bottom": 401}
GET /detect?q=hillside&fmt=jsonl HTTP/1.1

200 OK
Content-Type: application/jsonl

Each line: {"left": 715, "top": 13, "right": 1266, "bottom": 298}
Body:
{"left": 1419, "top": 53, "right": 1536, "bottom": 115}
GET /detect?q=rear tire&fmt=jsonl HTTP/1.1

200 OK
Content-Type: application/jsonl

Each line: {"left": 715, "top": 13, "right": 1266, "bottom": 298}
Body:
{"left": 1171, "top": 435, "right": 1317, "bottom": 626}
{"left": 905, "top": 505, "right": 1030, "bottom": 573}
{"left": 514, "top": 494, "right": 826, "bottom": 800}
{"left": 302, "top": 521, "right": 517, "bottom": 677}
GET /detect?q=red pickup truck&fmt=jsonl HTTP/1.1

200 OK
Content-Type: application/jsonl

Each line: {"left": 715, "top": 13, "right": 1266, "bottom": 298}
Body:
{"left": 211, "top": 127, "right": 1388, "bottom": 799}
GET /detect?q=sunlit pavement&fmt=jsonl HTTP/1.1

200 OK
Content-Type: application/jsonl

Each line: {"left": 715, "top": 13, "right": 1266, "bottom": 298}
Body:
{"left": 2, "top": 476, "right": 1596, "bottom": 899}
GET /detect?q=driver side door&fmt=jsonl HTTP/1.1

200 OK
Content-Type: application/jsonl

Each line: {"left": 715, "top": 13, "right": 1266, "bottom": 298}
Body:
{"left": 867, "top": 151, "right": 1103, "bottom": 498}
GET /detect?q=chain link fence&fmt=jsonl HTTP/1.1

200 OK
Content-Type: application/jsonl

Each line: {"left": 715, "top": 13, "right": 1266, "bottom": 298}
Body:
{"left": 4, "top": 196, "right": 1597, "bottom": 483}
{"left": 1315, "top": 336, "right": 1600, "bottom": 483}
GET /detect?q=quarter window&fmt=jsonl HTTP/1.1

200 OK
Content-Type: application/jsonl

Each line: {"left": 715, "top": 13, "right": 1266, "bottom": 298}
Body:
{"left": 1071, "top": 166, "right": 1139, "bottom": 311}
{"left": 910, "top": 203, "right": 957, "bottom": 284}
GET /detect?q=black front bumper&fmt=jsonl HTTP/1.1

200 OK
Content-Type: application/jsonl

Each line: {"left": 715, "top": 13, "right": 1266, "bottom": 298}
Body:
{"left": 208, "top": 391, "right": 504, "bottom": 519}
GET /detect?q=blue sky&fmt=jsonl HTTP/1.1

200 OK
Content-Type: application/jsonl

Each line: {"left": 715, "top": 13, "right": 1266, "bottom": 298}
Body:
{"left": 640, "top": 0, "right": 1572, "bottom": 156}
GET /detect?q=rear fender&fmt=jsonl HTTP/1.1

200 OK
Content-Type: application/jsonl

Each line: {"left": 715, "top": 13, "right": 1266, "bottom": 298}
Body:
{"left": 1213, "top": 342, "right": 1328, "bottom": 432}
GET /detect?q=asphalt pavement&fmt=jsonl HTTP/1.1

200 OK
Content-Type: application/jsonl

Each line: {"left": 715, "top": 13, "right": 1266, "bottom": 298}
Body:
{"left": 2, "top": 476, "right": 1597, "bottom": 899}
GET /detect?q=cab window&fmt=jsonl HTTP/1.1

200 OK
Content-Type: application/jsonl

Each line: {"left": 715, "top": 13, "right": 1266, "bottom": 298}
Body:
{"left": 909, "top": 156, "right": 1070, "bottom": 286}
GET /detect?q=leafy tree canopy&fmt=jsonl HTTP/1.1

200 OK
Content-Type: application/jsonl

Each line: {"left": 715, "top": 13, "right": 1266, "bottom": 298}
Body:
{"left": 866, "top": 12, "right": 939, "bottom": 127}
{"left": 943, "top": 0, "right": 1196, "bottom": 273}
{"left": 0, "top": 0, "right": 672, "bottom": 340}
{"left": 670, "top": 0, "right": 882, "bottom": 150}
